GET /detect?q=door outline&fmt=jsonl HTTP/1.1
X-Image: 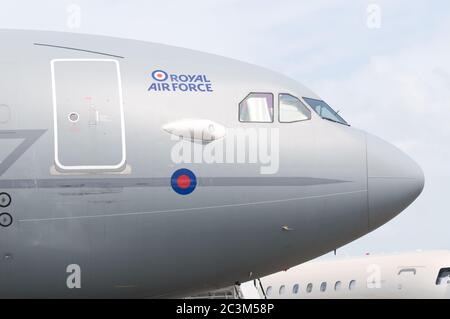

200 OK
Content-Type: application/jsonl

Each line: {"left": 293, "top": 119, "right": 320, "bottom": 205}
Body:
{"left": 50, "top": 58, "right": 127, "bottom": 171}
{"left": 397, "top": 267, "right": 416, "bottom": 290}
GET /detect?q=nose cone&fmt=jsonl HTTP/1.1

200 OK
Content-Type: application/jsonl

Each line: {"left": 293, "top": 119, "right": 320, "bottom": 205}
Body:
{"left": 367, "top": 134, "right": 424, "bottom": 231}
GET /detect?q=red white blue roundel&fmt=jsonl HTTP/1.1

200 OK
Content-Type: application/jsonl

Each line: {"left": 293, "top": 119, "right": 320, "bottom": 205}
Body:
{"left": 171, "top": 168, "right": 197, "bottom": 195}
{"left": 151, "top": 70, "right": 168, "bottom": 81}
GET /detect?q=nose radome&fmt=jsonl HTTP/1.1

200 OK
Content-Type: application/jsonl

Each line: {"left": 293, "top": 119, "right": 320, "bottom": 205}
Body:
{"left": 366, "top": 133, "right": 425, "bottom": 231}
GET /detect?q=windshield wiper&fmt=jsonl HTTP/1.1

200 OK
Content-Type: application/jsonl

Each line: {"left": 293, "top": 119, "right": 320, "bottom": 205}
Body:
{"left": 322, "top": 117, "right": 350, "bottom": 126}
{"left": 322, "top": 117, "right": 340, "bottom": 124}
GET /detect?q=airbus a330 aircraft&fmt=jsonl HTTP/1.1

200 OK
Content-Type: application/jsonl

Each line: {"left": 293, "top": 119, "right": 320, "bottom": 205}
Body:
{"left": 0, "top": 30, "right": 424, "bottom": 298}
{"left": 246, "top": 250, "right": 450, "bottom": 299}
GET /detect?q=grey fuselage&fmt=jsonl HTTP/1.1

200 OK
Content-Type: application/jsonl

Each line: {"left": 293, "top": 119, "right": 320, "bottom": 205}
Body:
{"left": 0, "top": 30, "right": 424, "bottom": 298}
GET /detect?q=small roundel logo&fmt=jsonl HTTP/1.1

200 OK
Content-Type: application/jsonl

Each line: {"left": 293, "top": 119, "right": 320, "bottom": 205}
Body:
{"left": 171, "top": 168, "right": 197, "bottom": 195}
{"left": 151, "top": 70, "right": 168, "bottom": 81}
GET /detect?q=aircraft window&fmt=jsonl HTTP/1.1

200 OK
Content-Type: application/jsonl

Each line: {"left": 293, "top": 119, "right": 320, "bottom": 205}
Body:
{"left": 334, "top": 281, "right": 342, "bottom": 291}
{"left": 306, "top": 283, "right": 313, "bottom": 293}
{"left": 279, "top": 93, "right": 311, "bottom": 123}
{"left": 302, "top": 97, "right": 348, "bottom": 126}
{"left": 292, "top": 284, "right": 299, "bottom": 294}
{"left": 436, "top": 268, "right": 450, "bottom": 285}
{"left": 239, "top": 93, "right": 274, "bottom": 123}
{"left": 349, "top": 280, "right": 356, "bottom": 290}
{"left": 279, "top": 285, "right": 286, "bottom": 295}
{"left": 320, "top": 282, "right": 327, "bottom": 292}
{"left": 266, "top": 286, "right": 272, "bottom": 296}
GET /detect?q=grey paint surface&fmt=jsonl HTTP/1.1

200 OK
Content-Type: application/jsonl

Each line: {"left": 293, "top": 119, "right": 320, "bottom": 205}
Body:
{"left": 0, "top": 30, "right": 423, "bottom": 298}
{"left": 52, "top": 59, "right": 125, "bottom": 169}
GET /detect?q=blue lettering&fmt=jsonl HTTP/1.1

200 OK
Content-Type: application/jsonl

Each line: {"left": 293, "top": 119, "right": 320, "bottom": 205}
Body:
{"left": 149, "top": 72, "right": 213, "bottom": 93}
{"left": 188, "top": 83, "right": 197, "bottom": 91}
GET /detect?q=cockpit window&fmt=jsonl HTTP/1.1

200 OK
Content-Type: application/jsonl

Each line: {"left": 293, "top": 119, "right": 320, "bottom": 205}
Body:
{"left": 239, "top": 93, "right": 274, "bottom": 123}
{"left": 302, "top": 97, "right": 348, "bottom": 126}
{"left": 279, "top": 94, "right": 311, "bottom": 123}
{"left": 436, "top": 268, "right": 450, "bottom": 285}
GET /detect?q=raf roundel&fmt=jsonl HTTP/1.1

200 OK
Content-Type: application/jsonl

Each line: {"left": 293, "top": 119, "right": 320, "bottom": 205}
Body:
{"left": 171, "top": 168, "right": 197, "bottom": 195}
{"left": 151, "top": 70, "right": 168, "bottom": 82}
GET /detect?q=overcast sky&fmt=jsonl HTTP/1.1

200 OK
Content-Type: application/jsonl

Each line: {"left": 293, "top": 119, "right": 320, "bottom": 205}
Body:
{"left": 1, "top": 0, "right": 449, "bottom": 257}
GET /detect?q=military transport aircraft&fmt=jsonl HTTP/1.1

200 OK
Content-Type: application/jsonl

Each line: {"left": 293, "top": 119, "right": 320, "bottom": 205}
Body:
{"left": 0, "top": 30, "right": 424, "bottom": 298}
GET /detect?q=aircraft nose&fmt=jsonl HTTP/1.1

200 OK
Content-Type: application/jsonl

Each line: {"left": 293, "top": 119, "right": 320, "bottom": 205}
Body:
{"left": 366, "top": 133, "right": 424, "bottom": 231}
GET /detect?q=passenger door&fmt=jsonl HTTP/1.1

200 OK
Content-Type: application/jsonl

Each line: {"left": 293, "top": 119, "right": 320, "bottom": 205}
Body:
{"left": 51, "top": 59, "right": 126, "bottom": 172}
{"left": 397, "top": 267, "right": 416, "bottom": 291}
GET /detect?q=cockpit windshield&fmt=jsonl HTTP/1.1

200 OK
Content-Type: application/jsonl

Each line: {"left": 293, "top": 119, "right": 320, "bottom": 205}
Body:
{"left": 302, "top": 97, "right": 349, "bottom": 126}
{"left": 436, "top": 268, "right": 450, "bottom": 285}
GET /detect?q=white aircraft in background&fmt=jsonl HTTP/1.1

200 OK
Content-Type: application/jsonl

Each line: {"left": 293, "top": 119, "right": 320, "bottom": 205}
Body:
{"left": 237, "top": 250, "right": 450, "bottom": 299}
